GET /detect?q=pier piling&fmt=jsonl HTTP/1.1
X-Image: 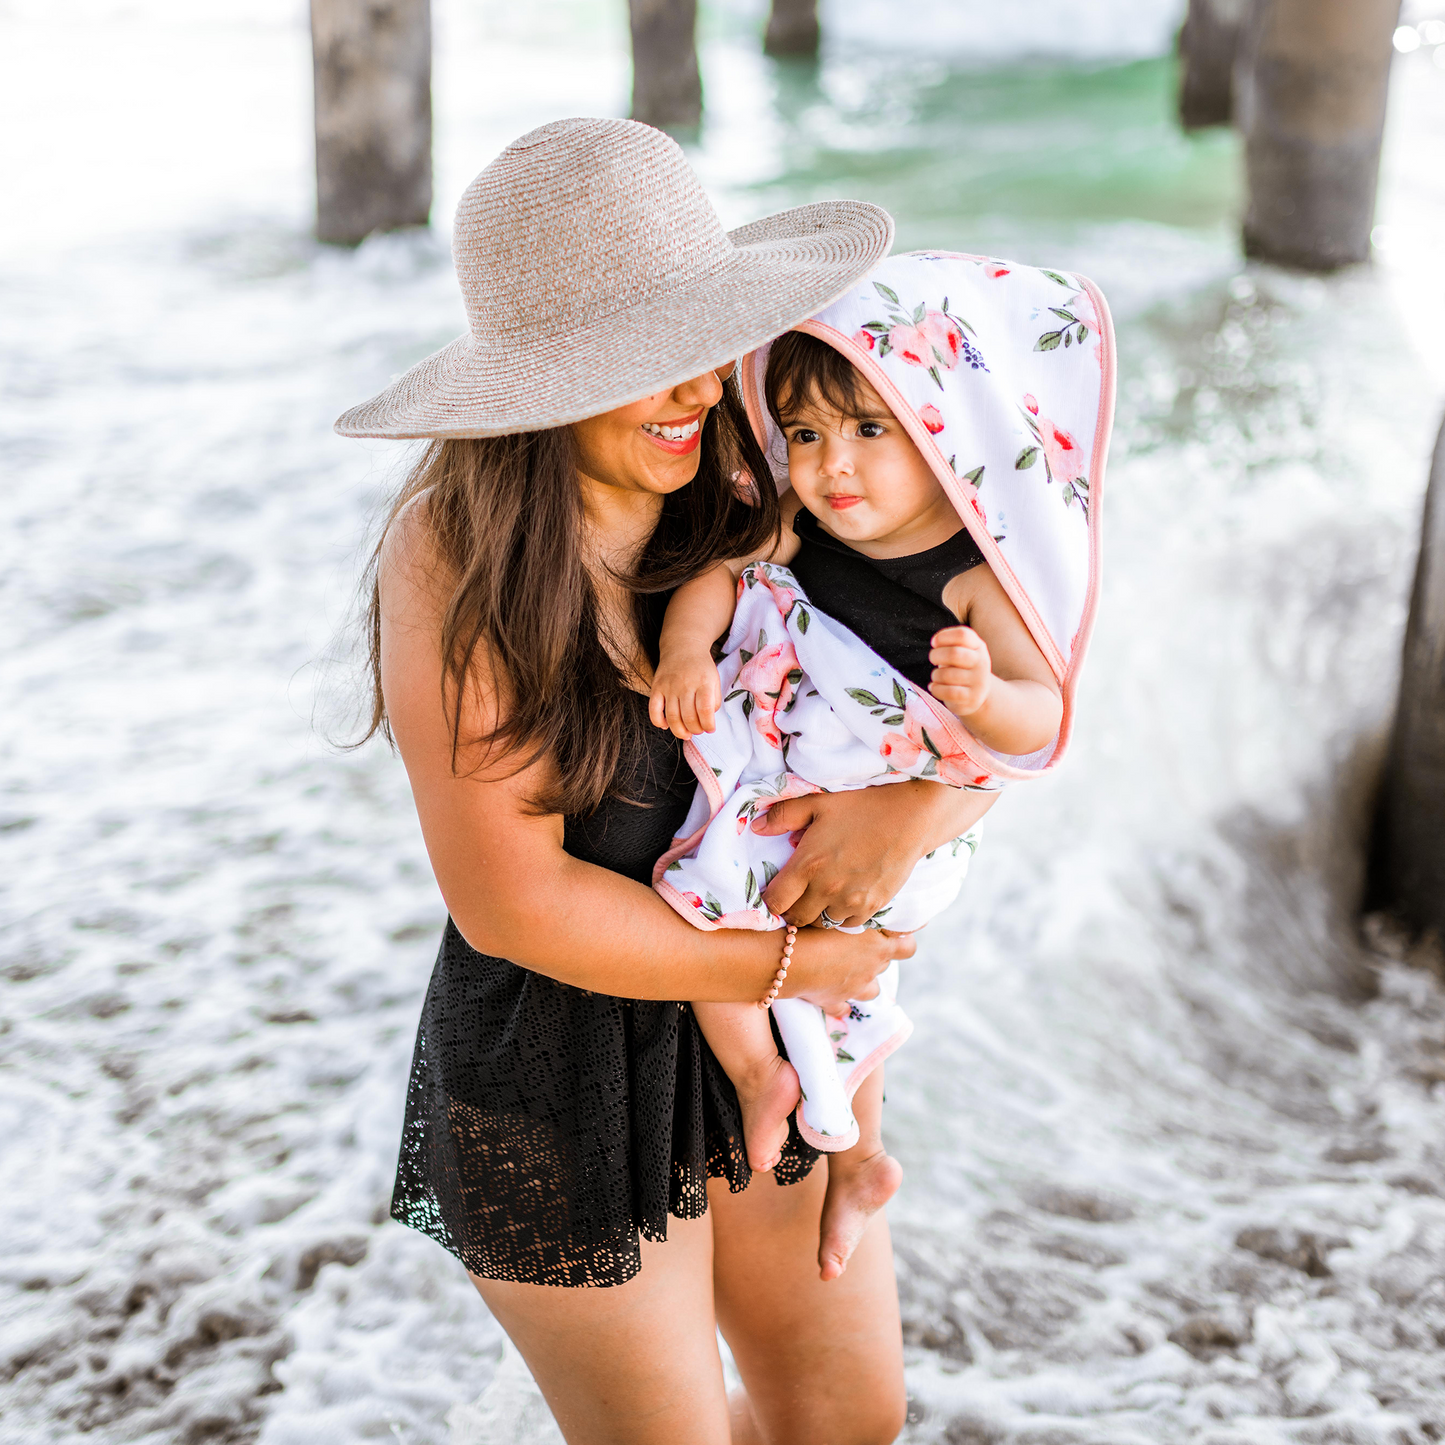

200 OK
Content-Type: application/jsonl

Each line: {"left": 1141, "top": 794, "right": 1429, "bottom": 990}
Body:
{"left": 1178, "top": 0, "right": 1246, "bottom": 129}
{"left": 1372, "top": 418, "right": 1445, "bottom": 944}
{"left": 1235, "top": 0, "right": 1400, "bottom": 270}
{"left": 629, "top": 0, "right": 703, "bottom": 132}
{"left": 764, "top": 0, "right": 820, "bottom": 58}
{"left": 310, "top": 0, "right": 432, "bottom": 246}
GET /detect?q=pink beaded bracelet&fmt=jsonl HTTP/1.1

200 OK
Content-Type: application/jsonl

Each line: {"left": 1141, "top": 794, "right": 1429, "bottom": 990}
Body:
{"left": 758, "top": 924, "right": 798, "bottom": 1009}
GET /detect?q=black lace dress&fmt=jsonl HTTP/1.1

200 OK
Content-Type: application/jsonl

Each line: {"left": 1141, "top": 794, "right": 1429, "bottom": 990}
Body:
{"left": 390, "top": 691, "right": 819, "bottom": 1288}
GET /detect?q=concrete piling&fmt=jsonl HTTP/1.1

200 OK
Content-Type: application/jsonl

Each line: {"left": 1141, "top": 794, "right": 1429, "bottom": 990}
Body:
{"left": 1178, "top": 0, "right": 1247, "bottom": 129}
{"left": 629, "top": 0, "right": 703, "bottom": 132}
{"left": 764, "top": 0, "right": 820, "bottom": 58}
{"left": 1235, "top": 0, "right": 1400, "bottom": 270}
{"left": 1372, "top": 418, "right": 1445, "bottom": 944}
{"left": 310, "top": 0, "right": 432, "bottom": 246}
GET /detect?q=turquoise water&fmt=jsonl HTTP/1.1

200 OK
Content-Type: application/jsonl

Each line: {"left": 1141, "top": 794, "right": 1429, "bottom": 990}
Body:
{"left": 739, "top": 56, "right": 1243, "bottom": 235}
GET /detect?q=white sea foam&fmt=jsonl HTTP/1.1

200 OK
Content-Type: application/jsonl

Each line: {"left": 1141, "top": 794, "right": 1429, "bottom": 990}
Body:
{"left": 3, "top": 5, "right": 1445, "bottom": 1444}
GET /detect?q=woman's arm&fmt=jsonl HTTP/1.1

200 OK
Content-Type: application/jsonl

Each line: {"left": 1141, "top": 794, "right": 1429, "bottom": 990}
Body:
{"left": 753, "top": 781, "right": 999, "bottom": 928}
{"left": 380, "top": 515, "right": 909, "bottom": 1007}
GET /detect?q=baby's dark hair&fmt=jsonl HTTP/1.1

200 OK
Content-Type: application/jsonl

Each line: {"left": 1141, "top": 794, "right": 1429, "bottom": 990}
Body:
{"left": 763, "top": 330, "right": 870, "bottom": 428}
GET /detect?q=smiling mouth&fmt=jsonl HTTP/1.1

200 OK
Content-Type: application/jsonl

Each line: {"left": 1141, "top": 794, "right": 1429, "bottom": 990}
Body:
{"left": 826, "top": 495, "right": 862, "bottom": 510}
{"left": 641, "top": 417, "right": 701, "bottom": 441}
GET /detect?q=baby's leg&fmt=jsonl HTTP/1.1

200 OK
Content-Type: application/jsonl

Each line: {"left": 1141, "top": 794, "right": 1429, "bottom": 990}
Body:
{"left": 817, "top": 1064, "right": 902, "bottom": 1282}
{"left": 693, "top": 1001, "right": 801, "bottom": 1172}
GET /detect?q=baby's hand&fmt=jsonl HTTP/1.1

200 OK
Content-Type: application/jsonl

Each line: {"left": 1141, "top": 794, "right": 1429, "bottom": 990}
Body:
{"left": 649, "top": 649, "right": 722, "bottom": 739}
{"left": 928, "top": 625, "right": 993, "bottom": 719}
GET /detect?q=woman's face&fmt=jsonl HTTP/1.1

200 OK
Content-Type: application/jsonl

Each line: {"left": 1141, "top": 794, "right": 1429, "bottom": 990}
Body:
{"left": 571, "top": 364, "right": 734, "bottom": 498}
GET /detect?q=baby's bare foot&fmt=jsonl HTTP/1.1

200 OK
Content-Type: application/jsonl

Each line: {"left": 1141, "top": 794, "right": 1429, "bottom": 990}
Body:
{"left": 736, "top": 1054, "right": 801, "bottom": 1172}
{"left": 818, "top": 1149, "right": 902, "bottom": 1282}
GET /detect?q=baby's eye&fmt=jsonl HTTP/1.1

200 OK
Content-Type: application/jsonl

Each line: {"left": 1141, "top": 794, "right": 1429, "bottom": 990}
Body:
{"left": 789, "top": 428, "right": 820, "bottom": 445}
{"left": 857, "top": 421, "right": 886, "bottom": 438}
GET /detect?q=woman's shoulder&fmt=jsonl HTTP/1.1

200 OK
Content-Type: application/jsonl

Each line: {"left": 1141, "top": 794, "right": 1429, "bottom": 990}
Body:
{"left": 378, "top": 487, "right": 450, "bottom": 621}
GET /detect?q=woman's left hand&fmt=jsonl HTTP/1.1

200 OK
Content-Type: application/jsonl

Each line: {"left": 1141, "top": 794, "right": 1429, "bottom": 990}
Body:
{"left": 753, "top": 780, "right": 998, "bottom": 927}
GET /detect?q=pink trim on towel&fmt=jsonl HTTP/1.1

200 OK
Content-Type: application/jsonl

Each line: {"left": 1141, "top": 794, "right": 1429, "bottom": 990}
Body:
{"left": 739, "top": 254, "right": 1114, "bottom": 784}
{"left": 793, "top": 1013, "right": 915, "bottom": 1153}
{"left": 652, "top": 738, "right": 830, "bottom": 930}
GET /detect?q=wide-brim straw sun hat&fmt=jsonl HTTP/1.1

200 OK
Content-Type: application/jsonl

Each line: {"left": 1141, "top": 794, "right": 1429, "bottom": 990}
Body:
{"left": 334, "top": 117, "right": 895, "bottom": 439}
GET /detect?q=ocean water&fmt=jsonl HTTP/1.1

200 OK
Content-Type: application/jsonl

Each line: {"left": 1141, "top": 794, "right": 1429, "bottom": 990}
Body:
{"left": 3, "top": 2, "right": 1445, "bottom": 1442}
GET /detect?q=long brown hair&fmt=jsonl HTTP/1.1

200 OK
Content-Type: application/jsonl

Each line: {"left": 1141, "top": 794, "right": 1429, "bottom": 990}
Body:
{"left": 359, "top": 377, "right": 778, "bottom": 816}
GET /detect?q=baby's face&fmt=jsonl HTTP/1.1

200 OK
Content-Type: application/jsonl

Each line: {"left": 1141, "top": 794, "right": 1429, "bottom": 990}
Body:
{"left": 780, "top": 371, "right": 955, "bottom": 553}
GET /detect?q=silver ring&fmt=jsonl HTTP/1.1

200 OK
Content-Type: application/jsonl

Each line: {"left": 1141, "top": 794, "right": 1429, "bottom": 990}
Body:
{"left": 819, "top": 908, "right": 839, "bottom": 927}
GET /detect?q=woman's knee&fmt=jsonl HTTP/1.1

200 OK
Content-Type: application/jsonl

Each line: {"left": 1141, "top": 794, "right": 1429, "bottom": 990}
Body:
{"left": 776, "top": 1387, "right": 907, "bottom": 1445}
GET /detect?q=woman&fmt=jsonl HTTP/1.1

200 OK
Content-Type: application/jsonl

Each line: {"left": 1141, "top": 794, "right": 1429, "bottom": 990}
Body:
{"left": 338, "top": 118, "right": 996, "bottom": 1445}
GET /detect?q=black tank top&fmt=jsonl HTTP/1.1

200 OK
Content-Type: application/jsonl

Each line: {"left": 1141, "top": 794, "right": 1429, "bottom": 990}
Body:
{"left": 787, "top": 507, "right": 986, "bottom": 691}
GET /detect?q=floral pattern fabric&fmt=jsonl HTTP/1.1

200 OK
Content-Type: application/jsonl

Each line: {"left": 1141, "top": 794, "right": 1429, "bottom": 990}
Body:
{"left": 652, "top": 563, "right": 982, "bottom": 1147}
{"left": 654, "top": 562, "right": 988, "bottom": 936}
{"left": 741, "top": 251, "right": 1114, "bottom": 783}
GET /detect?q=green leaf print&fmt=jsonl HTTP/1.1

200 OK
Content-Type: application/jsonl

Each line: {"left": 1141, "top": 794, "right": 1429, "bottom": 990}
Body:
{"left": 883, "top": 713, "right": 905, "bottom": 725}
{"left": 1016, "top": 445, "right": 1040, "bottom": 470}
{"left": 835, "top": 1049, "right": 855, "bottom": 1063}
{"left": 847, "top": 688, "right": 883, "bottom": 707}
{"left": 919, "top": 727, "right": 944, "bottom": 759}
{"left": 1042, "top": 269, "right": 1072, "bottom": 287}
{"left": 1035, "top": 330, "right": 1064, "bottom": 352}
{"left": 963, "top": 465, "right": 985, "bottom": 487}
{"left": 738, "top": 649, "right": 754, "bottom": 665}
{"left": 745, "top": 868, "right": 758, "bottom": 907}
{"left": 796, "top": 606, "right": 811, "bottom": 634}
{"left": 761, "top": 860, "right": 780, "bottom": 889}
{"left": 741, "top": 695, "right": 754, "bottom": 718}
{"left": 874, "top": 281, "right": 901, "bottom": 305}
{"left": 892, "top": 679, "right": 908, "bottom": 708}
{"left": 667, "top": 860, "right": 682, "bottom": 871}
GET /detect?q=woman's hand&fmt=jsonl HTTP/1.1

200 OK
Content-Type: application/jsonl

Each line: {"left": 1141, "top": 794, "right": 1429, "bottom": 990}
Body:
{"left": 782, "top": 926, "right": 915, "bottom": 1017}
{"left": 754, "top": 780, "right": 998, "bottom": 927}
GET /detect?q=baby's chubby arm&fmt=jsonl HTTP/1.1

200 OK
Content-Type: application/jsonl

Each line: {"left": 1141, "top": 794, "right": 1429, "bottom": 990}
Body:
{"left": 649, "top": 562, "right": 738, "bottom": 738}
{"left": 649, "top": 495, "right": 803, "bottom": 739}
{"left": 931, "top": 565, "right": 1063, "bottom": 755}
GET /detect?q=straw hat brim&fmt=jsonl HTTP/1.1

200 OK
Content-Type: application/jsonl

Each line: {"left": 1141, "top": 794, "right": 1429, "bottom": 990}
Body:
{"left": 333, "top": 199, "right": 894, "bottom": 440}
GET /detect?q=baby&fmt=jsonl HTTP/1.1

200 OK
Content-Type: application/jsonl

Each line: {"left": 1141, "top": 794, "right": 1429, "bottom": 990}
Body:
{"left": 649, "top": 326, "right": 1065, "bottom": 1280}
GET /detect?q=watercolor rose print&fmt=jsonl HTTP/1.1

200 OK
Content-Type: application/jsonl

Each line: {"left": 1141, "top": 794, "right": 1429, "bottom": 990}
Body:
{"left": 1015, "top": 394, "right": 1089, "bottom": 516}
{"left": 857, "top": 281, "right": 988, "bottom": 389}
{"left": 1033, "top": 269, "right": 1094, "bottom": 353}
